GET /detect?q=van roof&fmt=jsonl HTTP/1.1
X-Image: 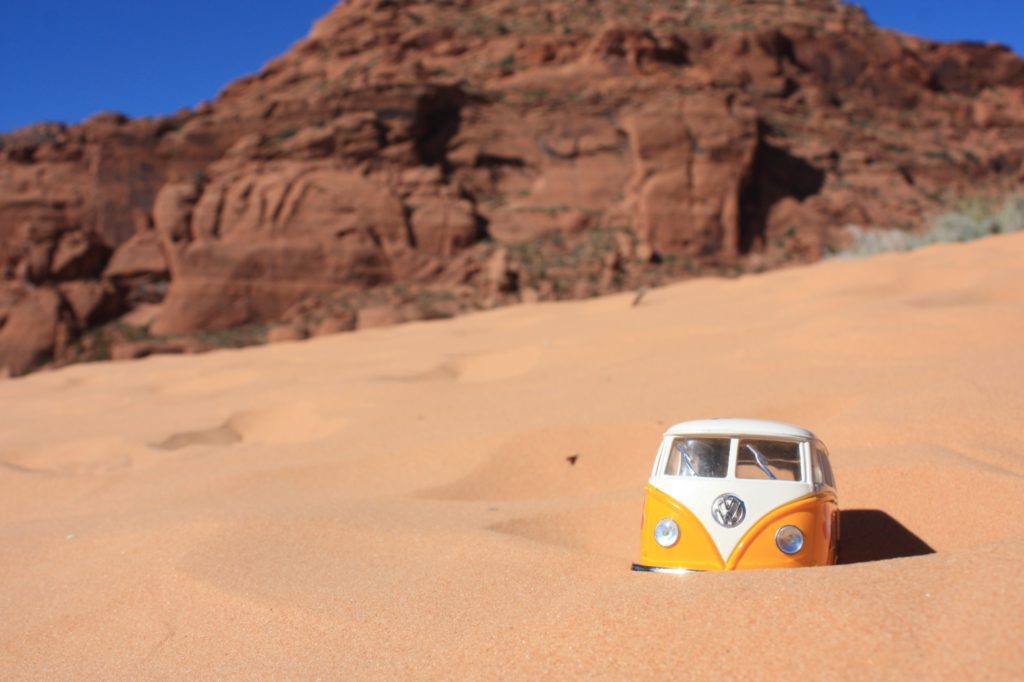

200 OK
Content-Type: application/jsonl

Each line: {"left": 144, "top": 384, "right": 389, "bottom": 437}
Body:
{"left": 664, "top": 418, "right": 814, "bottom": 440}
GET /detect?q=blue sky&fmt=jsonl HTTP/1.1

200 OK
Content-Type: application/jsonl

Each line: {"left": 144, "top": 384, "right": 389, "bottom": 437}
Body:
{"left": 0, "top": 1, "right": 336, "bottom": 132}
{"left": 856, "top": 0, "right": 1023, "bottom": 54}
{"left": 0, "top": 1, "right": 1021, "bottom": 133}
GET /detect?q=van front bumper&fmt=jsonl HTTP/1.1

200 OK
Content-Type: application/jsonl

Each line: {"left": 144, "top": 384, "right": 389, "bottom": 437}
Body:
{"left": 631, "top": 563, "right": 698, "bottom": 574}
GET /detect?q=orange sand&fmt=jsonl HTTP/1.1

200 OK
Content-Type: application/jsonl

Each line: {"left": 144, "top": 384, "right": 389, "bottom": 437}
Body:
{"left": 2, "top": 234, "right": 1023, "bottom": 678}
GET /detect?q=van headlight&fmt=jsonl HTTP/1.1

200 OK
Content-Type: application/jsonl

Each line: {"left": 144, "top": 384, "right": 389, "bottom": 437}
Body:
{"left": 775, "top": 525, "right": 804, "bottom": 554}
{"left": 654, "top": 518, "right": 679, "bottom": 547}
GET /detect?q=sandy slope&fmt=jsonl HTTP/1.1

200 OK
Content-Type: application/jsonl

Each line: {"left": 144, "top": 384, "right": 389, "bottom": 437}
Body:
{"left": 1, "top": 234, "right": 1023, "bottom": 679}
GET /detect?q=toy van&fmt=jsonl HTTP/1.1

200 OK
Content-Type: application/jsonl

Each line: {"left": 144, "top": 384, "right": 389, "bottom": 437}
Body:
{"left": 633, "top": 419, "right": 838, "bottom": 572}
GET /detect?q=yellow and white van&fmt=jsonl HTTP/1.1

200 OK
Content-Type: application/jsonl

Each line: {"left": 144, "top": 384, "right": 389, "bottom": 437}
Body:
{"left": 633, "top": 419, "right": 838, "bottom": 572}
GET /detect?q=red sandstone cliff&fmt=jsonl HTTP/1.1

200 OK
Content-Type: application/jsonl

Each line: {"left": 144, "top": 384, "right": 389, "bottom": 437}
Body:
{"left": 2, "top": 0, "right": 1023, "bottom": 375}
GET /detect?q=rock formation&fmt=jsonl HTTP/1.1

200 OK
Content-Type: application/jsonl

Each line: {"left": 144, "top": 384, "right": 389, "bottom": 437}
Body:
{"left": 2, "top": 0, "right": 1023, "bottom": 375}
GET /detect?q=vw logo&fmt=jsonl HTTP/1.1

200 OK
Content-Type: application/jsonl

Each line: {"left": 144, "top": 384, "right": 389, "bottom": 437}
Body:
{"left": 711, "top": 494, "right": 746, "bottom": 528}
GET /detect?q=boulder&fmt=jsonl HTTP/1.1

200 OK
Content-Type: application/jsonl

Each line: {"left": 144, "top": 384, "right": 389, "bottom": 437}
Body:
{"left": 356, "top": 305, "right": 406, "bottom": 330}
{"left": 0, "top": 288, "right": 62, "bottom": 376}
{"left": 267, "top": 324, "right": 308, "bottom": 343}
{"left": 21, "top": 242, "right": 55, "bottom": 284}
{"left": 152, "top": 182, "right": 199, "bottom": 245}
{"left": 50, "top": 231, "right": 111, "bottom": 281}
{"left": 151, "top": 165, "right": 411, "bottom": 334}
{"left": 150, "top": 236, "right": 390, "bottom": 335}
{"left": 312, "top": 313, "right": 357, "bottom": 337}
{"left": 0, "top": 284, "right": 26, "bottom": 329}
{"left": 109, "top": 338, "right": 202, "bottom": 361}
{"left": 409, "top": 196, "right": 478, "bottom": 255}
{"left": 104, "top": 231, "right": 169, "bottom": 279}
{"left": 58, "top": 280, "right": 121, "bottom": 327}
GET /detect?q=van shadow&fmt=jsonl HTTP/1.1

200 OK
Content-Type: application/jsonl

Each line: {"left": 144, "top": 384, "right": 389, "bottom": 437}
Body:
{"left": 838, "top": 509, "right": 936, "bottom": 565}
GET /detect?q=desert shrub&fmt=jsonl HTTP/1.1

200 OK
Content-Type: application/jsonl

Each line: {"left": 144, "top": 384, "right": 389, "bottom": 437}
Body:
{"left": 197, "top": 324, "right": 269, "bottom": 348}
{"left": 929, "top": 195, "right": 1024, "bottom": 241}
{"left": 840, "top": 195, "right": 1024, "bottom": 256}
{"left": 498, "top": 54, "right": 516, "bottom": 75}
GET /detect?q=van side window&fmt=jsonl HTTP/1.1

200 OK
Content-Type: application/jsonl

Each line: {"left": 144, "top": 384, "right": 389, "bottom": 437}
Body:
{"left": 812, "top": 440, "right": 836, "bottom": 488}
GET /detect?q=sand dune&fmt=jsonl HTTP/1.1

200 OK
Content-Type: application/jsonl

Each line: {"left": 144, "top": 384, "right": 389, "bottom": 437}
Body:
{"left": 1, "top": 234, "right": 1023, "bottom": 678}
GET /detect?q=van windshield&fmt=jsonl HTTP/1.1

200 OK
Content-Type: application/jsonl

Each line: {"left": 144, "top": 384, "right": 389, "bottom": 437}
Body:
{"left": 664, "top": 438, "right": 730, "bottom": 478}
{"left": 735, "top": 439, "right": 802, "bottom": 481}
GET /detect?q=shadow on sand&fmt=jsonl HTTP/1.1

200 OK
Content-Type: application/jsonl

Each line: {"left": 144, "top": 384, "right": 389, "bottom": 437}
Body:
{"left": 838, "top": 509, "right": 936, "bottom": 565}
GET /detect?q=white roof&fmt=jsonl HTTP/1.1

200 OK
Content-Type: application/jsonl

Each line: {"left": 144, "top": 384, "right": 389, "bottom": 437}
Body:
{"left": 664, "top": 418, "right": 814, "bottom": 440}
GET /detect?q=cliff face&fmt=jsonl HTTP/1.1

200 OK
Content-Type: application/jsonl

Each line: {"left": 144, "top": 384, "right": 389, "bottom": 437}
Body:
{"left": 2, "top": 0, "right": 1023, "bottom": 375}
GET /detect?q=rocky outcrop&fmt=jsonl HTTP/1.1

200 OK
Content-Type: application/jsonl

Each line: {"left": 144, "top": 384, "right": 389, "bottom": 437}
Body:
{"left": 2, "top": 0, "right": 1023, "bottom": 375}
{"left": 627, "top": 95, "right": 759, "bottom": 258}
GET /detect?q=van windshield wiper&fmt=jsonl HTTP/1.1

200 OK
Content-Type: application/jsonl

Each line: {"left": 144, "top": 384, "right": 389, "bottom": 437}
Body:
{"left": 676, "top": 441, "right": 697, "bottom": 476}
{"left": 746, "top": 444, "right": 777, "bottom": 480}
